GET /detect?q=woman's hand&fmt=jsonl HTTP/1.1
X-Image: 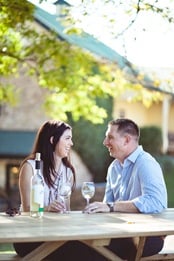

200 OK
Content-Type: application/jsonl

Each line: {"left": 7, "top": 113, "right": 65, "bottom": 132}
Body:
{"left": 83, "top": 202, "right": 110, "bottom": 214}
{"left": 47, "top": 199, "right": 66, "bottom": 213}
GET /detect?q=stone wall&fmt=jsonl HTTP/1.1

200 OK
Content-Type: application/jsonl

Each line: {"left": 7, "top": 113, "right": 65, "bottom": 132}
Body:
{"left": 1, "top": 70, "right": 48, "bottom": 130}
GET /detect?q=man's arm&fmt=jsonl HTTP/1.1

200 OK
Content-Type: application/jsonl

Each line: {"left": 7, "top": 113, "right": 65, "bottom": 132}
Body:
{"left": 83, "top": 200, "right": 140, "bottom": 213}
{"left": 114, "top": 200, "right": 139, "bottom": 213}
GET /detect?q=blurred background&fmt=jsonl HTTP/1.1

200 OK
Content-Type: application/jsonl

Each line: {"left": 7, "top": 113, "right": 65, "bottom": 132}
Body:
{"left": 0, "top": 0, "right": 174, "bottom": 212}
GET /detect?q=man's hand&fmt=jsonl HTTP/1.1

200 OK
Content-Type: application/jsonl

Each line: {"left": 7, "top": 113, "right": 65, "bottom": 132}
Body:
{"left": 83, "top": 202, "right": 110, "bottom": 213}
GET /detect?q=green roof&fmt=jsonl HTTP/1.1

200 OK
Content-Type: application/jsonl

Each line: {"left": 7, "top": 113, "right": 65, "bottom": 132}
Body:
{"left": 33, "top": 3, "right": 174, "bottom": 96}
{"left": 0, "top": 131, "right": 37, "bottom": 158}
{"left": 34, "top": 6, "right": 128, "bottom": 69}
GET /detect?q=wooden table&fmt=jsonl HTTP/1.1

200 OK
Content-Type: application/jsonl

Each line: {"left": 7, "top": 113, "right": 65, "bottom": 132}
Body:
{"left": 0, "top": 209, "right": 174, "bottom": 261}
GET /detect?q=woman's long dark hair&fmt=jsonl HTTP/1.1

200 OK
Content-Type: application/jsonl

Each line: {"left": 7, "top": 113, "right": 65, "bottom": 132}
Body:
{"left": 21, "top": 120, "right": 76, "bottom": 189}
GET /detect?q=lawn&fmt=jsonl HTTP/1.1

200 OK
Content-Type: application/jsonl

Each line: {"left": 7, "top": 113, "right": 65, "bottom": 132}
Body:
{"left": 0, "top": 243, "right": 15, "bottom": 253}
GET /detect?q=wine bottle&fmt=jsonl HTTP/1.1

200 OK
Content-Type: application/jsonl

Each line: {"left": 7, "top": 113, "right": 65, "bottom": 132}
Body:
{"left": 30, "top": 152, "right": 44, "bottom": 218}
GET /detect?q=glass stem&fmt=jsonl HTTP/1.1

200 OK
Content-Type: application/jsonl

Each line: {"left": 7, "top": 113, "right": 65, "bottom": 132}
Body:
{"left": 86, "top": 198, "right": 90, "bottom": 206}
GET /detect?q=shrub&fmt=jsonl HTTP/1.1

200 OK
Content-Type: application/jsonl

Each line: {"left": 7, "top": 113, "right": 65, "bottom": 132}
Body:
{"left": 69, "top": 97, "right": 113, "bottom": 182}
{"left": 155, "top": 155, "right": 174, "bottom": 207}
{"left": 139, "top": 126, "right": 162, "bottom": 155}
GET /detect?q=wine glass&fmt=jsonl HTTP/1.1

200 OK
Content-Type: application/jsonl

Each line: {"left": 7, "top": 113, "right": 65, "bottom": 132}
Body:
{"left": 81, "top": 181, "right": 95, "bottom": 206}
{"left": 59, "top": 182, "right": 72, "bottom": 213}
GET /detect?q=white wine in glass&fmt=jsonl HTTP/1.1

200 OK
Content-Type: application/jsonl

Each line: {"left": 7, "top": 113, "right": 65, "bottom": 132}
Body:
{"left": 81, "top": 182, "right": 95, "bottom": 206}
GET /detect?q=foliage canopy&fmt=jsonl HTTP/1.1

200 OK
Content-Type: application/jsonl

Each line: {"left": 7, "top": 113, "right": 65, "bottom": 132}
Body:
{"left": 0, "top": 0, "right": 171, "bottom": 123}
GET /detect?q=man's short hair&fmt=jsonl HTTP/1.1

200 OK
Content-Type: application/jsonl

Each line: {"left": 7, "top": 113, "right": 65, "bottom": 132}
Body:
{"left": 109, "top": 118, "right": 140, "bottom": 138}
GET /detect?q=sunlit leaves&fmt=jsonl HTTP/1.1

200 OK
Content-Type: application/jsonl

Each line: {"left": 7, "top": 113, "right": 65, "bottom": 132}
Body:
{"left": 44, "top": 90, "right": 107, "bottom": 123}
{"left": 129, "top": 83, "right": 163, "bottom": 107}
{"left": 0, "top": 0, "right": 34, "bottom": 28}
{"left": 0, "top": 83, "right": 19, "bottom": 105}
{"left": 0, "top": 0, "right": 169, "bottom": 123}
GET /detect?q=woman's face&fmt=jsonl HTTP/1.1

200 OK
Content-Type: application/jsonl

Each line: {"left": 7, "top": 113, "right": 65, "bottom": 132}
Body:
{"left": 54, "top": 129, "right": 73, "bottom": 158}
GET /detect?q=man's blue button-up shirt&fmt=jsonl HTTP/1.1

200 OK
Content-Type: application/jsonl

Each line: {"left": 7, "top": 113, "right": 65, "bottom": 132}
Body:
{"left": 103, "top": 146, "right": 167, "bottom": 213}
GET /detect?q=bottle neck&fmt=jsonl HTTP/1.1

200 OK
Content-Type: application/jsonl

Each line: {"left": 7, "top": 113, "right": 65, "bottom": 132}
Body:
{"left": 35, "top": 160, "right": 40, "bottom": 170}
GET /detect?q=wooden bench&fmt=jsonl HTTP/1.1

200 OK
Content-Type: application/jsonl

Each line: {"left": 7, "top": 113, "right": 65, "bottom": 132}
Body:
{"left": 140, "top": 235, "right": 174, "bottom": 260}
{"left": 0, "top": 236, "right": 173, "bottom": 261}
{"left": 0, "top": 253, "right": 20, "bottom": 260}
{"left": 141, "top": 253, "right": 174, "bottom": 260}
{"left": 0, "top": 253, "right": 51, "bottom": 260}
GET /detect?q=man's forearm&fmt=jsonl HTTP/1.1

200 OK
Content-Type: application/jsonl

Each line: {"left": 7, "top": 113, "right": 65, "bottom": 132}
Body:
{"left": 114, "top": 201, "right": 140, "bottom": 213}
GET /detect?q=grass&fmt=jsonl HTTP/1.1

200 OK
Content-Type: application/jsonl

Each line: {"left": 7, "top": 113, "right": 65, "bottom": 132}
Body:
{"left": 0, "top": 243, "right": 15, "bottom": 253}
{"left": 156, "top": 155, "right": 174, "bottom": 207}
{"left": 164, "top": 173, "right": 174, "bottom": 207}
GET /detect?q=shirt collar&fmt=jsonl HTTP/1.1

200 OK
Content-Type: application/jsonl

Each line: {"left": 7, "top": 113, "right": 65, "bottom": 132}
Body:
{"left": 113, "top": 145, "right": 143, "bottom": 168}
{"left": 127, "top": 145, "right": 143, "bottom": 163}
{"left": 120, "top": 145, "right": 143, "bottom": 168}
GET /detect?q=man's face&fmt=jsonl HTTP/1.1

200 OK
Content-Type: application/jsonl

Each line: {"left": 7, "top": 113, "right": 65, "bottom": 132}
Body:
{"left": 103, "top": 124, "right": 127, "bottom": 162}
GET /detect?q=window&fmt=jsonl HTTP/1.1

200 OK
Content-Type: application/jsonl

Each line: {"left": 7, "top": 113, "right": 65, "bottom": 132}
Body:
{"left": 6, "top": 164, "right": 20, "bottom": 208}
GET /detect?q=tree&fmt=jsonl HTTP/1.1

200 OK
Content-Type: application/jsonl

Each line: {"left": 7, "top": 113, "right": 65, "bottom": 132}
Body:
{"left": 0, "top": 0, "right": 169, "bottom": 124}
{"left": 65, "top": 0, "right": 174, "bottom": 48}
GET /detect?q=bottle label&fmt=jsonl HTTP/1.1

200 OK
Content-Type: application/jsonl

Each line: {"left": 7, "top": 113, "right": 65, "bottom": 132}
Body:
{"left": 33, "top": 184, "right": 44, "bottom": 206}
{"left": 30, "top": 189, "right": 39, "bottom": 212}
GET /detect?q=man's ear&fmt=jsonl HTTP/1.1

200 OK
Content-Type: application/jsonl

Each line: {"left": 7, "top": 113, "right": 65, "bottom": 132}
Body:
{"left": 50, "top": 136, "right": 53, "bottom": 144}
{"left": 124, "top": 134, "right": 131, "bottom": 145}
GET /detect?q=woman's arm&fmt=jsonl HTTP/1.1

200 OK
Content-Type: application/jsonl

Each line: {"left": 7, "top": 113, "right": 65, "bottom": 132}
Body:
{"left": 19, "top": 162, "right": 69, "bottom": 213}
{"left": 19, "top": 162, "right": 33, "bottom": 212}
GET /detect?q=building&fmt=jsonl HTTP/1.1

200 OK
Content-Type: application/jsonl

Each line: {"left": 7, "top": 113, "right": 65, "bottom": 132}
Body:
{"left": 0, "top": 0, "right": 174, "bottom": 209}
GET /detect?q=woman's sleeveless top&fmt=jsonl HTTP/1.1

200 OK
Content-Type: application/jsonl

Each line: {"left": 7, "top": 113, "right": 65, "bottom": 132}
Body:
{"left": 27, "top": 159, "right": 73, "bottom": 207}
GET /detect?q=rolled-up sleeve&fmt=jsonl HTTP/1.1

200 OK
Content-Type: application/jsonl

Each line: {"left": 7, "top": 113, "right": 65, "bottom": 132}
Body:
{"left": 132, "top": 157, "right": 167, "bottom": 213}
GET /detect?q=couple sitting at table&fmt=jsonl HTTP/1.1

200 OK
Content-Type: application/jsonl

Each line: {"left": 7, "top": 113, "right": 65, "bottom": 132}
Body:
{"left": 13, "top": 119, "right": 167, "bottom": 261}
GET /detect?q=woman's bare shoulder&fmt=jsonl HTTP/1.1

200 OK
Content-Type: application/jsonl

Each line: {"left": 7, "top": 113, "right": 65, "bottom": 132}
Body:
{"left": 19, "top": 161, "right": 34, "bottom": 178}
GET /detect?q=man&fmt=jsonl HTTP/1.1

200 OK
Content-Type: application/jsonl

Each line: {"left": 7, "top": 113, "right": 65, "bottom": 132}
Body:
{"left": 84, "top": 118, "right": 167, "bottom": 260}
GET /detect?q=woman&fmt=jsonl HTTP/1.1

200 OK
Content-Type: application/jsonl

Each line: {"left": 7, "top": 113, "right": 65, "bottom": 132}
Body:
{"left": 19, "top": 120, "right": 75, "bottom": 213}
{"left": 13, "top": 120, "right": 76, "bottom": 257}
{"left": 14, "top": 120, "right": 107, "bottom": 260}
